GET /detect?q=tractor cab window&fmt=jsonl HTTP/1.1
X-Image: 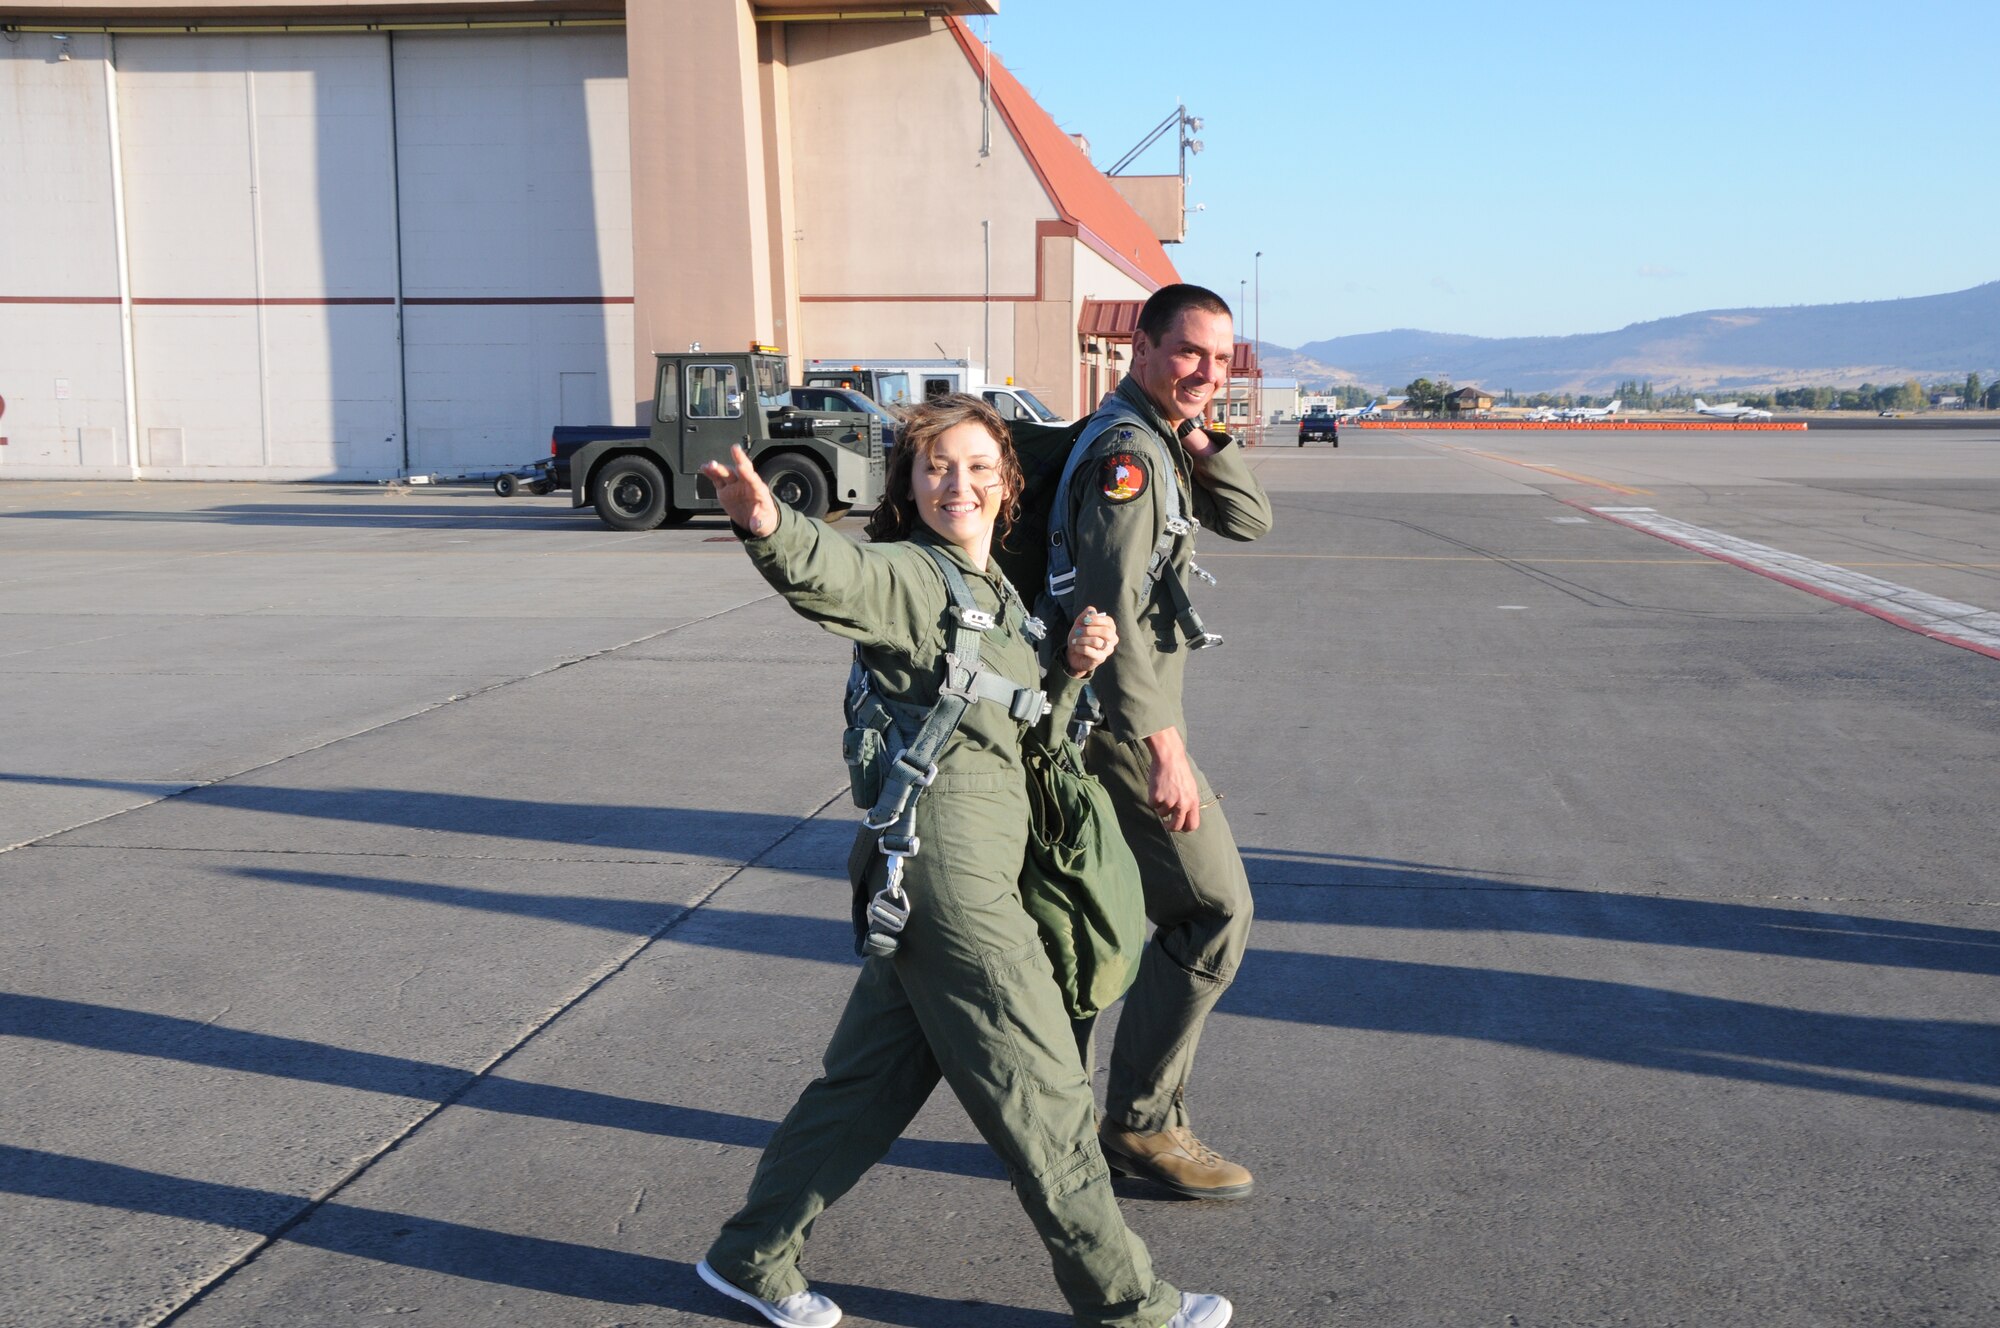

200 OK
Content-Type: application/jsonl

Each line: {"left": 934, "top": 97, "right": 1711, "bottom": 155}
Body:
{"left": 754, "top": 356, "right": 787, "bottom": 409}
{"left": 687, "top": 364, "right": 744, "bottom": 419}
{"left": 655, "top": 368, "right": 680, "bottom": 423}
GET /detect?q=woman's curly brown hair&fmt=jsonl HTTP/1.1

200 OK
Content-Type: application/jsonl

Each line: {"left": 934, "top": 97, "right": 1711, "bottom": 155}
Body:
{"left": 864, "top": 393, "right": 1025, "bottom": 544}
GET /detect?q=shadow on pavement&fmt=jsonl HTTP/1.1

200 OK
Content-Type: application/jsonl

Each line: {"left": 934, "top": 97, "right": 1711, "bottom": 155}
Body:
{"left": 0, "top": 1147, "right": 1042, "bottom": 1324}
{"left": 228, "top": 866, "right": 854, "bottom": 940}
{"left": 1221, "top": 949, "right": 2000, "bottom": 1113}
{"left": 1242, "top": 846, "right": 2000, "bottom": 977}
{"left": 0, "top": 994, "right": 998, "bottom": 1180}
{"left": 4, "top": 774, "right": 842, "bottom": 866}
{"left": 1, "top": 503, "right": 739, "bottom": 534}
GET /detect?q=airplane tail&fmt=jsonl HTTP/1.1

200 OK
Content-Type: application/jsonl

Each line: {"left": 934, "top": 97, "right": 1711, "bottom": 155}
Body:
{"left": 1693, "top": 399, "right": 1709, "bottom": 410}
{"left": 1606, "top": 399, "right": 1621, "bottom": 414}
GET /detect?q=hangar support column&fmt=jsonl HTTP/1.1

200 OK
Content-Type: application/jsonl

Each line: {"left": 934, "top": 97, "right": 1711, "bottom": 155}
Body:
{"left": 626, "top": 0, "right": 778, "bottom": 410}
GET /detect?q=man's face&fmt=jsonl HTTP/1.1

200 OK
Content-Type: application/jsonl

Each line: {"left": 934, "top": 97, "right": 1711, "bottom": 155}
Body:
{"left": 1129, "top": 307, "right": 1234, "bottom": 423}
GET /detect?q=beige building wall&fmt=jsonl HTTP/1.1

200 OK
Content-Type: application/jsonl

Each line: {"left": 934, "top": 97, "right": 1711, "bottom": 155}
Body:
{"left": 786, "top": 20, "right": 1040, "bottom": 302}
{"left": 782, "top": 17, "right": 1158, "bottom": 414}
{"left": 1008, "top": 226, "right": 1076, "bottom": 410}
{"left": 626, "top": 0, "right": 776, "bottom": 408}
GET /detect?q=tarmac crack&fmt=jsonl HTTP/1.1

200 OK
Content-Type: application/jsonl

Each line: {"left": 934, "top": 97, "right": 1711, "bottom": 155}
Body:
{"left": 148, "top": 784, "right": 849, "bottom": 1328}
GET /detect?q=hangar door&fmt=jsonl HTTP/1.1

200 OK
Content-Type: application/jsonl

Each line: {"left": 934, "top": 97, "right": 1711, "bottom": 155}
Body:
{"left": 110, "top": 28, "right": 631, "bottom": 480}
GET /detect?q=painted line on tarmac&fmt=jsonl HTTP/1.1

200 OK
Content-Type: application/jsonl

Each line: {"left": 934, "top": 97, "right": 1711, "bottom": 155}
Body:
{"left": 1197, "top": 551, "right": 1714, "bottom": 564}
{"left": 1581, "top": 505, "right": 2000, "bottom": 661}
{"left": 1438, "top": 444, "right": 1653, "bottom": 495}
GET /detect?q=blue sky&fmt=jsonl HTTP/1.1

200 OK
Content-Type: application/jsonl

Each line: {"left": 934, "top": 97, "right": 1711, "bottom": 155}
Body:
{"left": 982, "top": 0, "right": 1998, "bottom": 348}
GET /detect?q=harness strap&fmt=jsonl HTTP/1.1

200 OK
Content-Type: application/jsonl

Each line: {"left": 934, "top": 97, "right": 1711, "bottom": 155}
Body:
{"left": 855, "top": 544, "right": 1047, "bottom": 837}
{"left": 1043, "top": 403, "right": 1157, "bottom": 604}
{"left": 1045, "top": 404, "right": 1218, "bottom": 649}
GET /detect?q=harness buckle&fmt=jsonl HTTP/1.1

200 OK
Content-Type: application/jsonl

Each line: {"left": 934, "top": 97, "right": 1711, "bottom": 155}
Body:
{"left": 862, "top": 874, "right": 910, "bottom": 958}
{"left": 952, "top": 606, "right": 996, "bottom": 631}
{"left": 1164, "top": 515, "right": 1193, "bottom": 537}
{"left": 890, "top": 752, "right": 938, "bottom": 789}
{"left": 877, "top": 831, "right": 921, "bottom": 857}
{"left": 1020, "top": 615, "right": 1047, "bottom": 644}
{"left": 1191, "top": 562, "right": 1218, "bottom": 585}
{"left": 1009, "top": 688, "right": 1051, "bottom": 723}
{"left": 1192, "top": 631, "right": 1225, "bottom": 650}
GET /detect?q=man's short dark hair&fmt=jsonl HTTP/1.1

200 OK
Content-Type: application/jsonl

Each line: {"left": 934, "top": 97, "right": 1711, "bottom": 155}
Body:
{"left": 1136, "top": 283, "right": 1232, "bottom": 345}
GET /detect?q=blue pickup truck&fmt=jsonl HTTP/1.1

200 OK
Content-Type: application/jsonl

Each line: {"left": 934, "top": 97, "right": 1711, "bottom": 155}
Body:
{"left": 1297, "top": 406, "right": 1339, "bottom": 446}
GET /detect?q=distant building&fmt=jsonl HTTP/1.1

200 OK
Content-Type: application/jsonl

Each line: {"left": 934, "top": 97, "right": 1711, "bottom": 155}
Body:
{"left": 1447, "top": 386, "right": 1495, "bottom": 413}
{"left": 1222, "top": 341, "right": 1262, "bottom": 431}
{"left": 1262, "top": 377, "right": 1300, "bottom": 421}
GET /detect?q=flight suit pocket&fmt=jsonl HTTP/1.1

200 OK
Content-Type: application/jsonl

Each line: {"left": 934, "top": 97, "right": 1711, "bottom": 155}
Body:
{"left": 842, "top": 724, "right": 886, "bottom": 809}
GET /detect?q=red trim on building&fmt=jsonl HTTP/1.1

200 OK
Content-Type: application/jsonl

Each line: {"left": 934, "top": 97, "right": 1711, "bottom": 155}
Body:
{"left": 133, "top": 297, "right": 396, "bottom": 306}
{"left": 403, "top": 296, "right": 635, "bottom": 305}
{"left": 4, "top": 295, "right": 634, "bottom": 307}
{"left": 1079, "top": 298, "right": 1143, "bottom": 339}
{"left": 943, "top": 18, "right": 1178, "bottom": 292}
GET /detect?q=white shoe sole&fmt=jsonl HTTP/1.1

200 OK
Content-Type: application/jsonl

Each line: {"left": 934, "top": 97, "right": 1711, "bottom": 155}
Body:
{"left": 696, "top": 1259, "right": 842, "bottom": 1328}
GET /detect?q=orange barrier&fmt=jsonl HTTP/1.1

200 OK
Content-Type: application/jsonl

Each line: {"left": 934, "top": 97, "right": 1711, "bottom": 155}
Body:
{"left": 1347, "top": 419, "right": 1808, "bottom": 431}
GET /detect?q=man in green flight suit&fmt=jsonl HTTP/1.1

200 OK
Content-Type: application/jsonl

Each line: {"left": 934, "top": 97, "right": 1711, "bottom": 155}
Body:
{"left": 1066, "top": 283, "right": 1274, "bottom": 1200}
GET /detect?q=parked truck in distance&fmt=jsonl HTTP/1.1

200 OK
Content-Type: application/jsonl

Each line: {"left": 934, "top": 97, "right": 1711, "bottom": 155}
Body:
{"left": 553, "top": 347, "right": 885, "bottom": 530}
{"left": 978, "top": 382, "right": 1070, "bottom": 426}
{"left": 801, "top": 358, "right": 1069, "bottom": 426}
{"left": 802, "top": 357, "right": 975, "bottom": 410}
{"left": 1297, "top": 404, "right": 1339, "bottom": 446}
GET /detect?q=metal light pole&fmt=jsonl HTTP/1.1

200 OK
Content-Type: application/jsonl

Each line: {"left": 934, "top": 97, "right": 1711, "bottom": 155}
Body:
{"left": 1254, "top": 249, "right": 1262, "bottom": 439}
{"left": 1237, "top": 278, "right": 1247, "bottom": 431}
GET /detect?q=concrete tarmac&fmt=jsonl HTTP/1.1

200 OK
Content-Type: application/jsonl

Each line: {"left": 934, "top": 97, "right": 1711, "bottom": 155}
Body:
{"left": 3, "top": 430, "right": 1996, "bottom": 1327}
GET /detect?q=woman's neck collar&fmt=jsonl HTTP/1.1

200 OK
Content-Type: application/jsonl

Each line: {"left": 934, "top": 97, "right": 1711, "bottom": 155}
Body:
{"left": 914, "top": 524, "right": 992, "bottom": 572}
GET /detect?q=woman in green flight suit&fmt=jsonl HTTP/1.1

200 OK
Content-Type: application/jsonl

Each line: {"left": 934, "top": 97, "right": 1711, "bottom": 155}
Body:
{"left": 695, "top": 396, "right": 1231, "bottom": 1328}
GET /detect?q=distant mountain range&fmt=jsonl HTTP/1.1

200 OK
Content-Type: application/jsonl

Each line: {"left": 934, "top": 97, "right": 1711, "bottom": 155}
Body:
{"left": 1258, "top": 281, "right": 2000, "bottom": 395}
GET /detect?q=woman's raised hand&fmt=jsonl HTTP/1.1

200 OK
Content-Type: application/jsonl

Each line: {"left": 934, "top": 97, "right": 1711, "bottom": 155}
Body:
{"left": 700, "top": 445, "right": 780, "bottom": 537}
{"left": 1065, "top": 606, "right": 1118, "bottom": 677}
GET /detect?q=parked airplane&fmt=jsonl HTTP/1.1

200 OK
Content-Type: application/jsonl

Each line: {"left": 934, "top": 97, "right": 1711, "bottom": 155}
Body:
{"left": 1331, "top": 398, "right": 1382, "bottom": 420}
{"left": 1694, "top": 398, "right": 1773, "bottom": 421}
{"left": 1558, "top": 399, "right": 1622, "bottom": 421}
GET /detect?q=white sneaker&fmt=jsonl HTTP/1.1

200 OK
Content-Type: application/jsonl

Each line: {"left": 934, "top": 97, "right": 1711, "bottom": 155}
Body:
{"left": 1165, "top": 1291, "right": 1233, "bottom": 1328}
{"left": 696, "top": 1259, "right": 842, "bottom": 1328}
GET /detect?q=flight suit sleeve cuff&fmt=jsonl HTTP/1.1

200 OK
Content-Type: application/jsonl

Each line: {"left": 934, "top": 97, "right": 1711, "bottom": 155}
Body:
{"left": 1091, "top": 664, "right": 1182, "bottom": 744}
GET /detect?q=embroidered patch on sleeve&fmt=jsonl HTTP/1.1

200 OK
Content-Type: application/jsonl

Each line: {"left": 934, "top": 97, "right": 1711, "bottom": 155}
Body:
{"left": 1099, "top": 451, "right": 1149, "bottom": 504}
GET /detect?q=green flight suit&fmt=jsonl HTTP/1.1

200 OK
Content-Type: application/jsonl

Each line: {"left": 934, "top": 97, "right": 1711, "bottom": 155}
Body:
{"left": 704, "top": 506, "right": 1183, "bottom": 1328}
{"left": 1065, "top": 378, "right": 1275, "bottom": 1135}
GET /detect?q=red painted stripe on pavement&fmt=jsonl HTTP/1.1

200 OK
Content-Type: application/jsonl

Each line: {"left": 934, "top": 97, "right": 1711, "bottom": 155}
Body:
{"left": 1573, "top": 501, "right": 2000, "bottom": 662}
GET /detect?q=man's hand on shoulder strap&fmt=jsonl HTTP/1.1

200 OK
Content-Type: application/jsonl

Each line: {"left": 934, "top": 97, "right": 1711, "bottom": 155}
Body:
{"left": 1180, "top": 420, "right": 1225, "bottom": 459}
{"left": 1144, "top": 725, "right": 1201, "bottom": 833}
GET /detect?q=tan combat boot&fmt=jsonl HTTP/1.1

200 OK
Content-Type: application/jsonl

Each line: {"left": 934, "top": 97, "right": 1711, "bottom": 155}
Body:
{"left": 1099, "top": 1120, "right": 1254, "bottom": 1200}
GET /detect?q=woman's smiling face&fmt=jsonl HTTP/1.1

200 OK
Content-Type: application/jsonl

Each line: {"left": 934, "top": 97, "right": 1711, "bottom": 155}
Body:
{"left": 912, "top": 420, "right": 1010, "bottom": 558}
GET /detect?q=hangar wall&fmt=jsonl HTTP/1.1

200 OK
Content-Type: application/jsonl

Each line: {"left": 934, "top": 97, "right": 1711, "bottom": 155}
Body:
{"left": 0, "top": 32, "right": 129, "bottom": 471}
{"left": 0, "top": 26, "right": 633, "bottom": 481}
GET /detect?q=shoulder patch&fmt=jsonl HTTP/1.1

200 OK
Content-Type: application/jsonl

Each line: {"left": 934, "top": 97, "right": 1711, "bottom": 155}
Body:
{"left": 1099, "top": 451, "right": 1149, "bottom": 504}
